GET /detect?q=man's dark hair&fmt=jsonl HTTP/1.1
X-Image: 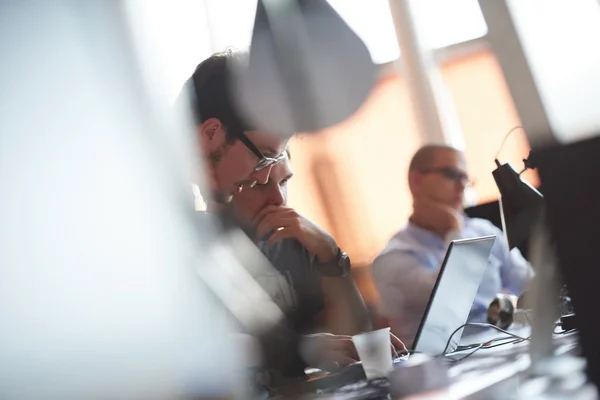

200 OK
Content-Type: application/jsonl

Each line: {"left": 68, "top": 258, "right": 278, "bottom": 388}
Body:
{"left": 408, "top": 144, "right": 460, "bottom": 175}
{"left": 184, "top": 50, "right": 252, "bottom": 143}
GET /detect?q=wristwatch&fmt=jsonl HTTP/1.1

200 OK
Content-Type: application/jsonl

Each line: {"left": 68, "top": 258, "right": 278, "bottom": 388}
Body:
{"left": 315, "top": 248, "right": 350, "bottom": 277}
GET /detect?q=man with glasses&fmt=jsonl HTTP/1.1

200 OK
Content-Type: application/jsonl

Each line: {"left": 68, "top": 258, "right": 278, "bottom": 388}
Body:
{"left": 178, "top": 50, "right": 307, "bottom": 391}
{"left": 182, "top": 50, "right": 289, "bottom": 208}
{"left": 230, "top": 149, "right": 407, "bottom": 368}
{"left": 180, "top": 51, "right": 402, "bottom": 391}
{"left": 372, "top": 145, "right": 533, "bottom": 348}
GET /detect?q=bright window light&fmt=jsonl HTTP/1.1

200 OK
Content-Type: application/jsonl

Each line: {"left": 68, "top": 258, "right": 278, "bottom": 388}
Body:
{"left": 136, "top": 0, "right": 488, "bottom": 100}
{"left": 203, "top": 0, "right": 487, "bottom": 63}
{"left": 411, "top": 0, "right": 488, "bottom": 49}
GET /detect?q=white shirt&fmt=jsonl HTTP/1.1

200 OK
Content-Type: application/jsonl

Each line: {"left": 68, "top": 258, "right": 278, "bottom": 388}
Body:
{"left": 372, "top": 217, "right": 534, "bottom": 348}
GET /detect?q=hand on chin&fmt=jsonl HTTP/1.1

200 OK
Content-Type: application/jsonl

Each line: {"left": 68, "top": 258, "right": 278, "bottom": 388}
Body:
{"left": 413, "top": 196, "right": 463, "bottom": 236}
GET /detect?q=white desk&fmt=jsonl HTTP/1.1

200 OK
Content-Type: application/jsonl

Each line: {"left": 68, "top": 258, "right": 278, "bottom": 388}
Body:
{"left": 403, "top": 326, "right": 591, "bottom": 400}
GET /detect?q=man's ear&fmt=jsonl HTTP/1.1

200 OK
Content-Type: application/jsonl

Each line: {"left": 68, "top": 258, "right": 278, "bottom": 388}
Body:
{"left": 408, "top": 170, "right": 421, "bottom": 195}
{"left": 199, "top": 118, "right": 224, "bottom": 142}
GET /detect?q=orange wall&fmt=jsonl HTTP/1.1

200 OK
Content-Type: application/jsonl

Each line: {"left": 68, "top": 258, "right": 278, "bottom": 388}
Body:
{"left": 442, "top": 50, "right": 539, "bottom": 204}
{"left": 287, "top": 76, "right": 421, "bottom": 265}
{"left": 286, "top": 49, "right": 535, "bottom": 303}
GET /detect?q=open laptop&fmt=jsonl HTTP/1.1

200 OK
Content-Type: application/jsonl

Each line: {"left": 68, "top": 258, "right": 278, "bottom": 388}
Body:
{"left": 412, "top": 235, "right": 496, "bottom": 355}
{"left": 306, "top": 235, "right": 496, "bottom": 390}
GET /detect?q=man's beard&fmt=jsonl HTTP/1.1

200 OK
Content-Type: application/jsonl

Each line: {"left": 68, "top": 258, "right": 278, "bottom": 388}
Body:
{"left": 208, "top": 142, "right": 234, "bottom": 206}
{"left": 212, "top": 191, "right": 233, "bottom": 205}
{"left": 223, "top": 202, "right": 258, "bottom": 239}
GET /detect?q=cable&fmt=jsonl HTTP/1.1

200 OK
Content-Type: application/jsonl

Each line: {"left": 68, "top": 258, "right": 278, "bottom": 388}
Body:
{"left": 447, "top": 337, "right": 527, "bottom": 364}
{"left": 455, "top": 336, "right": 516, "bottom": 352}
{"left": 440, "top": 322, "right": 530, "bottom": 357}
{"left": 441, "top": 316, "right": 577, "bottom": 363}
{"left": 495, "top": 126, "right": 525, "bottom": 162}
{"left": 450, "top": 344, "right": 484, "bottom": 363}
{"left": 487, "top": 337, "right": 523, "bottom": 348}
{"left": 447, "top": 336, "right": 525, "bottom": 363}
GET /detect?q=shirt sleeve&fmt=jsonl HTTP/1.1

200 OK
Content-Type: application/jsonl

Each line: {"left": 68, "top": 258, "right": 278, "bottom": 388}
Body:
{"left": 263, "top": 239, "right": 325, "bottom": 331}
{"left": 500, "top": 246, "right": 534, "bottom": 296}
{"left": 372, "top": 250, "right": 438, "bottom": 329}
{"left": 479, "top": 220, "right": 535, "bottom": 296}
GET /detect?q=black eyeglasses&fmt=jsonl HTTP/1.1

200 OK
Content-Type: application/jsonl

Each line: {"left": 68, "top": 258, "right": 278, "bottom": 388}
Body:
{"left": 237, "top": 132, "right": 287, "bottom": 171}
{"left": 420, "top": 167, "right": 472, "bottom": 185}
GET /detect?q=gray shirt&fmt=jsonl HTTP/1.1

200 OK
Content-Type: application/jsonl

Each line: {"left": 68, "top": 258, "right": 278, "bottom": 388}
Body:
{"left": 259, "top": 238, "right": 325, "bottom": 334}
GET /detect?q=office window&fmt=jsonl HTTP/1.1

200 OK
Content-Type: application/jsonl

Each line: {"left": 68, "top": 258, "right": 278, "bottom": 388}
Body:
{"left": 128, "top": 0, "right": 490, "bottom": 99}
{"left": 202, "top": 0, "right": 488, "bottom": 64}
{"left": 409, "top": 0, "right": 487, "bottom": 49}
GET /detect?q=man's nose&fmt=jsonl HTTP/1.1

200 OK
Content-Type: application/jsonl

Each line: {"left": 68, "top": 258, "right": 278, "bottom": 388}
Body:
{"left": 251, "top": 165, "right": 274, "bottom": 185}
{"left": 267, "top": 185, "right": 285, "bottom": 206}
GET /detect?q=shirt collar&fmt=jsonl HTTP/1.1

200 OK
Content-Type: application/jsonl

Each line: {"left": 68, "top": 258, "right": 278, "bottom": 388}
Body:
{"left": 406, "top": 221, "right": 446, "bottom": 248}
{"left": 406, "top": 213, "right": 472, "bottom": 247}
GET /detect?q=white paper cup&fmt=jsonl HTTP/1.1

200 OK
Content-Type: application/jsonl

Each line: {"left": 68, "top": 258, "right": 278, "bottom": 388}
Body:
{"left": 352, "top": 328, "right": 393, "bottom": 380}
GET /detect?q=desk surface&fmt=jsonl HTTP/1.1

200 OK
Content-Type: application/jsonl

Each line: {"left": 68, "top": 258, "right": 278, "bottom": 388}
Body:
{"left": 302, "top": 326, "right": 590, "bottom": 399}
{"left": 405, "top": 328, "right": 588, "bottom": 400}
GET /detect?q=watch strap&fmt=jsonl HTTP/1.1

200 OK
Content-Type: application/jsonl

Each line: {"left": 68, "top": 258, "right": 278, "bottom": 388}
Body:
{"left": 315, "top": 248, "right": 350, "bottom": 277}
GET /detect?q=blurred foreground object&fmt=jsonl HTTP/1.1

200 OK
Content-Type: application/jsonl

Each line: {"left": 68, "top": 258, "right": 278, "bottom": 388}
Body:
{"left": 388, "top": 0, "right": 465, "bottom": 148}
{"left": 232, "top": 0, "right": 377, "bottom": 134}
{"left": 0, "top": 2, "right": 247, "bottom": 398}
{"left": 480, "top": 0, "right": 600, "bottom": 389}
{"left": 390, "top": 354, "right": 449, "bottom": 398}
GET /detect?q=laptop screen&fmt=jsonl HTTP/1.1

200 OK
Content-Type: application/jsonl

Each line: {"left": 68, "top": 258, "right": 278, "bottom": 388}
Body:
{"left": 413, "top": 236, "right": 496, "bottom": 355}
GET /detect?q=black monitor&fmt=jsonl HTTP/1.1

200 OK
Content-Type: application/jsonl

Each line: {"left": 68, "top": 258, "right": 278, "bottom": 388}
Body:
{"left": 531, "top": 136, "right": 600, "bottom": 387}
{"left": 479, "top": 0, "right": 600, "bottom": 387}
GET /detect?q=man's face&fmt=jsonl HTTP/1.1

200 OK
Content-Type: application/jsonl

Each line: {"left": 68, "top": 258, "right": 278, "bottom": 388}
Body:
{"left": 231, "top": 156, "right": 293, "bottom": 226}
{"left": 199, "top": 118, "right": 289, "bottom": 204}
{"left": 412, "top": 149, "right": 469, "bottom": 211}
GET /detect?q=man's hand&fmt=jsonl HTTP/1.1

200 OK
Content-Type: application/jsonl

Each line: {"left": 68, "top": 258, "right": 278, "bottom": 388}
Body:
{"left": 412, "top": 196, "right": 464, "bottom": 238}
{"left": 252, "top": 205, "right": 338, "bottom": 263}
{"left": 300, "top": 332, "right": 408, "bottom": 371}
{"left": 301, "top": 333, "right": 359, "bottom": 369}
{"left": 389, "top": 331, "right": 408, "bottom": 356}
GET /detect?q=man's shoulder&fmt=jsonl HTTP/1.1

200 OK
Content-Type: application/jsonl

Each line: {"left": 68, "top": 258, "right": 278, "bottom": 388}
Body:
{"left": 464, "top": 216, "right": 502, "bottom": 236}
{"left": 376, "top": 227, "right": 419, "bottom": 259}
{"left": 372, "top": 228, "right": 422, "bottom": 274}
